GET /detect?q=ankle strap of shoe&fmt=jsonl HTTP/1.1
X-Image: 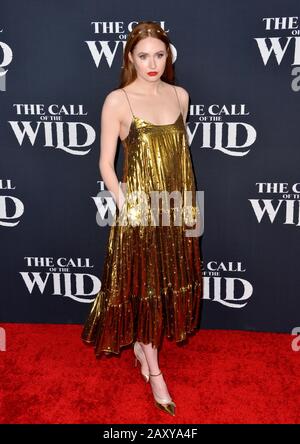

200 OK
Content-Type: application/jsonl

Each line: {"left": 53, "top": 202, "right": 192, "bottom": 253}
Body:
{"left": 149, "top": 371, "right": 162, "bottom": 377}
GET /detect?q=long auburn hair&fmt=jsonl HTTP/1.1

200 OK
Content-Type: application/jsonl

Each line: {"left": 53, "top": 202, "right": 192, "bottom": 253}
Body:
{"left": 116, "top": 21, "right": 175, "bottom": 89}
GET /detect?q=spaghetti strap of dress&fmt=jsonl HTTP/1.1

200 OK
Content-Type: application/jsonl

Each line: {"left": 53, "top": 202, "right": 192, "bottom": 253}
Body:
{"left": 172, "top": 85, "right": 182, "bottom": 116}
{"left": 121, "top": 88, "right": 135, "bottom": 118}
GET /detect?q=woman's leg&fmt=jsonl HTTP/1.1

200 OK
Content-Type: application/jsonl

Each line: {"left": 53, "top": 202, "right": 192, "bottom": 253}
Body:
{"left": 138, "top": 341, "right": 172, "bottom": 403}
{"left": 138, "top": 342, "right": 159, "bottom": 373}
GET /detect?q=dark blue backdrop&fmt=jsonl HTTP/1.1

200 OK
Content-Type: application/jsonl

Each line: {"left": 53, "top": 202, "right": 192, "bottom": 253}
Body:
{"left": 1, "top": 0, "right": 299, "bottom": 333}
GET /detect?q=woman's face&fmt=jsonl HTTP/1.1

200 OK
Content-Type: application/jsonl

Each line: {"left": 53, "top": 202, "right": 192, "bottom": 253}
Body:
{"left": 129, "top": 36, "right": 168, "bottom": 81}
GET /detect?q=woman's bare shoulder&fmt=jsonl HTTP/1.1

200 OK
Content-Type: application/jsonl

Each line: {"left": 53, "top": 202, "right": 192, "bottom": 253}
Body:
{"left": 174, "top": 85, "right": 189, "bottom": 100}
{"left": 103, "top": 88, "right": 126, "bottom": 107}
{"left": 101, "top": 89, "right": 128, "bottom": 125}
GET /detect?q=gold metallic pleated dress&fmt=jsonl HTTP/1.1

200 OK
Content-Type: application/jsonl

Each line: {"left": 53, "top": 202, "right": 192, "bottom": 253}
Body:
{"left": 81, "top": 85, "right": 202, "bottom": 357}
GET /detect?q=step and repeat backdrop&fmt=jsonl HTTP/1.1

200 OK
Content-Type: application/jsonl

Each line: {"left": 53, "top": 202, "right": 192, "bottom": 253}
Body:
{"left": 1, "top": 0, "right": 299, "bottom": 333}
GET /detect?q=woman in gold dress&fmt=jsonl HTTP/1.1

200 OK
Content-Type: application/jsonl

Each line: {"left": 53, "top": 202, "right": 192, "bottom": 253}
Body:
{"left": 81, "top": 21, "right": 202, "bottom": 417}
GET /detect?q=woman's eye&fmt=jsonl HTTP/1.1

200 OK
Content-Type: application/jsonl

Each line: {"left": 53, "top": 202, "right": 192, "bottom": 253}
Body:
{"left": 139, "top": 54, "right": 164, "bottom": 60}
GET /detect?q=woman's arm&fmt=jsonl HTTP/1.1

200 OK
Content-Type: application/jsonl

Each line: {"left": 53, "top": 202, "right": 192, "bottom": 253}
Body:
{"left": 99, "top": 91, "right": 125, "bottom": 211}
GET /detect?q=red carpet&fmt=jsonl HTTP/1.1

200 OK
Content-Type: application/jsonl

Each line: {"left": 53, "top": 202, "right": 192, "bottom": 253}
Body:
{"left": 0, "top": 323, "right": 299, "bottom": 424}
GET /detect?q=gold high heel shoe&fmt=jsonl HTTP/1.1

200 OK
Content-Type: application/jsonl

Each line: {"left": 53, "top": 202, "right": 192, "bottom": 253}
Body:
{"left": 133, "top": 341, "right": 150, "bottom": 383}
{"left": 149, "top": 371, "right": 176, "bottom": 416}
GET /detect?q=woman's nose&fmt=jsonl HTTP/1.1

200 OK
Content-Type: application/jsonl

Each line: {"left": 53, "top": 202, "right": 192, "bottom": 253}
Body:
{"left": 149, "top": 59, "right": 156, "bottom": 69}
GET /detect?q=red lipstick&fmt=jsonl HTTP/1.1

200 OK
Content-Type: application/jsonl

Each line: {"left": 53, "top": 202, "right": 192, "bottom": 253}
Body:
{"left": 147, "top": 72, "right": 158, "bottom": 76}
